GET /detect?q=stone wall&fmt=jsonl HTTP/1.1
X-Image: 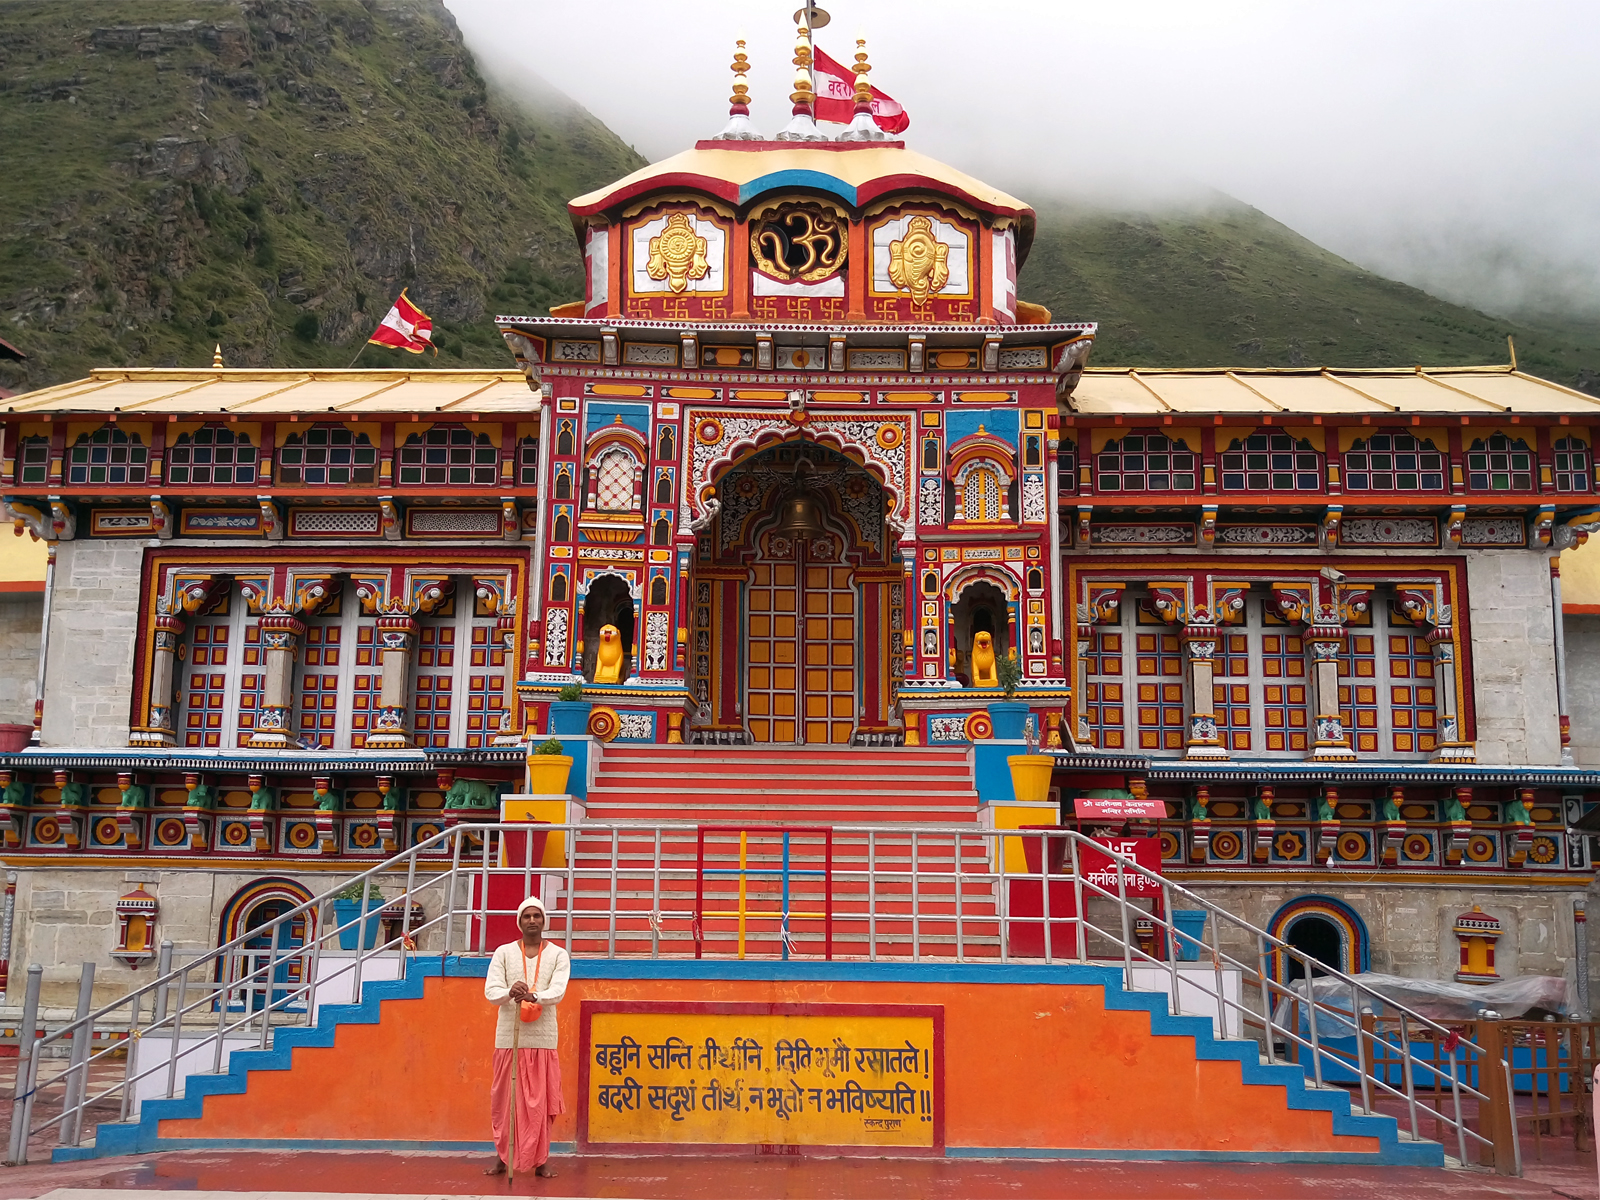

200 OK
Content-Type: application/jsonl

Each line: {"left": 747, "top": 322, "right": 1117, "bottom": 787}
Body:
{"left": 1565, "top": 613, "right": 1600, "bottom": 767}
{"left": 0, "top": 591, "right": 42, "bottom": 725}
{"left": 1465, "top": 551, "right": 1561, "bottom": 765}
{"left": 38, "top": 540, "right": 145, "bottom": 747}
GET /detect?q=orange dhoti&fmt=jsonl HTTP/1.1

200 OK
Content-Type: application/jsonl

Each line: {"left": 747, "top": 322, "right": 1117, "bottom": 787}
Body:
{"left": 490, "top": 1047, "right": 564, "bottom": 1170}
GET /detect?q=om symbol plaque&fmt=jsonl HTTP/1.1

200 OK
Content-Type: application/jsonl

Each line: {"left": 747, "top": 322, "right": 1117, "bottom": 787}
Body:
{"left": 751, "top": 204, "right": 848, "bottom": 283}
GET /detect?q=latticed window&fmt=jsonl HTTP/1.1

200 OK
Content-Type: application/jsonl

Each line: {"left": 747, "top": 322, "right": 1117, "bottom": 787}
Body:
{"left": 277, "top": 426, "right": 376, "bottom": 485}
{"left": 1082, "top": 627, "right": 1125, "bottom": 751}
{"left": 67, "top": 427, "right": 147, "bottom": 485}
{"left": 593, "top": 447, "right": 639, "bottom": 512}
{"left": 1133, "top": 603, "right": 1186, "bottom": 752}
{"left": 1082, "top": 594, "right": 1185, "bottom": 755}
{"left": 1339, "top": 599, "right": 1435, "bottom": 757}
{"left": 349, "top": 625, "right": 383, "bottom": 750}
{"left": 465, "top": 623, "right": 508, "bottom": 749}
{"left": 181, "top": 617, "right": 233, "bottom": 749}
{"left": 16, "top": 437, "right": 48, "bottom": 485}
{"left": 962, "top": 466, "right": 1002, "bottom": 521}
{"left": 1344, "top": 432, "right": 1444, "bottom": 491}
{"left": 1056, "top": 439, "right": 1077, "bottom": 497}
{"left": 297, "top": 621, "right": 344, "bottom": 750}
{"left": 517, "top": 438, "right": 539, "bottom": 487}
{"left": 398, "top": 426, "right": 497, "bottom": 486}
{"left": 1219, "top": 432, "right": 1321, "bottom": 491}
{"left": 167, "top": 426, "right": 257, "bottom": 485}
{"left": 1095, "top": 433, "right": 1195, "bottom": 492}
{"left": 1554, "top": 436, "right": 1591, "bottom": 493}
{"left": 1467, "top": 433, "right": 1533, "bottom": 492}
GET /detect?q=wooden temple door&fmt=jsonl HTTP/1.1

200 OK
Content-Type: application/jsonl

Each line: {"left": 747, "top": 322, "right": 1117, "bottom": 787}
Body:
{"left": 744, "top": 539, "right": 857, "bottom": 745}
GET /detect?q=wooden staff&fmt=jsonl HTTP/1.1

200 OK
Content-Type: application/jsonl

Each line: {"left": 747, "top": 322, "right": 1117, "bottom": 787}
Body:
{"left": 508, "top": 1009, "right": 520, "bottom": 1183}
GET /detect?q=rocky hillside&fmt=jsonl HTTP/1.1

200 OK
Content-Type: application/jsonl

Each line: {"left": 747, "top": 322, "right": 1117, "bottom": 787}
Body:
{"left": 0, "top": 0, "right": 642, "bottom": 392}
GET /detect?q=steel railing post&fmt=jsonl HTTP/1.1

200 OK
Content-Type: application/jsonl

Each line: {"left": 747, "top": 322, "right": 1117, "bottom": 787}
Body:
{"left": 954, "top": 831, "right": 965, "bottom": 963}
{"left": 911, "top": 831, "right": 921, "bottom": 963}
{"left": 1041, "top": 832, "right": 1053, "bottom": 965}
{"left": 6, "top": 963, "right": 41, "bottom": 1164}
{"left": 61, "top": 961, "right": 95, "bottom": 1147}
{"left": 1161, "top": 882, "right": 1181, "bottom": 1017}
{"left": 1355, "top": 1007, "right": 1374, "bottom": 1114}
{"left": 608, "top": 827, "right": 619, "bottom": 959}
{"left": 444, "top": 831, "right": 464, "bottom": 956}
{"left": 1115, "top": 850, "right": 1133, "bottom": 992}
{"left": 1304, "top": 962, "right": 1324, "bottom": 1089}
{"left": 305, "top": 899, "right": 327, "bottom": 1029}
{"left": 867, "top": 830, "right": 877, "bottom": 962}
{"left": 1398, "top": 1009, "right": 1419, "bottom": 1140}
{"left": 1209, "top": 904, "right": 1226, "bottom": 1037}
{"left": 1257, "top": 935, "right": 1276, "bottom": 1064}
{"left": 165, "top": 965, "right": 189, "bottom": 1102}
{"left": 997, "top": 828, "right": 1010, "bottom": 964}
{"left": 152, "top": 942, "right": 172, "bottom": 1024}
{"left": 1069, "top": 838, "right": 1086, "bottom": 961}
{"left": 652, "top": 828, "right": 662, "bottom": 959}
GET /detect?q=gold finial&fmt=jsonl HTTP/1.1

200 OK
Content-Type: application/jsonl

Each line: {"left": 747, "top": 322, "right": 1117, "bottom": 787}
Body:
{"left": 730, "top": 39, "right": 750, "bottom": 109}
{"left": 852, "top": 38, "right": 873, "bottom": 106}
{"left": 791, "top": 23, "right": 815, "bottom": 106}
{"left": 212, "top": 343, "right": 224, "bottom": 368}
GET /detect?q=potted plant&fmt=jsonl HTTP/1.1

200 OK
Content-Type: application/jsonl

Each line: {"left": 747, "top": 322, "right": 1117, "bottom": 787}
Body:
{"left": 525, "top": 737, "right": 575, "bottom": 795}
{"left": 547, "top": 682, "right": 592, "bottom": 736}
{"left": 332, "top": 879, "right": 383, "bottom": 951}
{"left": 987, "top": 651, "right": 1032, "bottom": 740}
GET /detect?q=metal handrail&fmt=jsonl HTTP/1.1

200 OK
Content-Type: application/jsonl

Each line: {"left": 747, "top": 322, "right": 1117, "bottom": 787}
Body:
{"left": 6, "top": 818, "right": 1499, "bottom": 1167}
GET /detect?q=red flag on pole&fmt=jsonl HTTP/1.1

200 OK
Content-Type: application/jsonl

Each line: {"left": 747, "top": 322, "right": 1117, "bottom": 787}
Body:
{"left": 367, "top": 289, "right": 436, "bottom": 355}
{"left": 812, "top": 47, "right": 909, "bottom": 134}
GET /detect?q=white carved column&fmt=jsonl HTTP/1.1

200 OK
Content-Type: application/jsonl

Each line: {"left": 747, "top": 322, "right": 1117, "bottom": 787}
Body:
{"left": 140, "top": 611, "right": 186, "bottom": 749}
{"left": 365, "top": 615, "right": 418, "bottom": 750}
{"left": 1180, "top": 620, "right": 1226, "bottom": 760}
{"left": 247, "top": 614, "right": 305, "bottom": 749}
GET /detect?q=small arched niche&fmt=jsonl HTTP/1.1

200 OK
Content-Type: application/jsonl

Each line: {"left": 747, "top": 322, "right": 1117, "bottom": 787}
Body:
{"left": 951, "top": 581, "right": 1009, "bottom": 686}
{"left": 581, "top": 575, "right": 636, "bottom": 683}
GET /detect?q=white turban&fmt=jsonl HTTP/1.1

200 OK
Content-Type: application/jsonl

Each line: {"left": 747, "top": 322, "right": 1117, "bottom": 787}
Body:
{"left": 516, "top": 895, "right": 545, "bottom": 919}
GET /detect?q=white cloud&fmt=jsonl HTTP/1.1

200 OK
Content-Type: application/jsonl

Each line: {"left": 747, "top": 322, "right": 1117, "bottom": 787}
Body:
{"left": 449, "top": 0, "right": 1600, "bottom": 317}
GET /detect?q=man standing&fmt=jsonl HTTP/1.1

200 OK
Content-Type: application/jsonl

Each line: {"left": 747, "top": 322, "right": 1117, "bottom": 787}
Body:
{"left": 484, "top": 895, "right": 570, "bottom": 1179}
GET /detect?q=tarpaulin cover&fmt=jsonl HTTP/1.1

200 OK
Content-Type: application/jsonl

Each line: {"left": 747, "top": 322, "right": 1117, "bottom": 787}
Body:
{"left": 1273, "top": 971, "right": 1569, "bottom": 1038}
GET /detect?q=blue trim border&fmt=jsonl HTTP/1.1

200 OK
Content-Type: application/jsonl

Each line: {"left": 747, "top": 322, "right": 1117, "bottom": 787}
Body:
{"left": 60, "top": 955, "right": 1442, "bottom": 1168}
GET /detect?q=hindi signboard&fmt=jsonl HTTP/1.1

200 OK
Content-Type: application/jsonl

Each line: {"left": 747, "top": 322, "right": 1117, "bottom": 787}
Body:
{"left": 580, "top": 1002, "right": 943, "bottom": 1152}
{"left": 1079, "top": 836, "right": 1164, "bottom": 897}
{"left": 1073, "top": 794, "right": 1167, "bottom": 820}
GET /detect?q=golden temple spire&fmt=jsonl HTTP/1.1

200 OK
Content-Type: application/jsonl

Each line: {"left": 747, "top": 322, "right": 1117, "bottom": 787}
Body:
{"left": 777, "top": 8, "right": 826, "bottom": 141}
{"left": 211, "top": 343, "right": 224, "bottom": 368}
{"left": 838, "top": 35, "right": 887, "bottom": 142}
{"left": 712, "top": 38, "right": 762, "bottom": 140}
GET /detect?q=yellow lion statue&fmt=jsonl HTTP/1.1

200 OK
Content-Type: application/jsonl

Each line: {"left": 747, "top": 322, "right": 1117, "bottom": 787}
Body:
{"left": 594, "top": 623, "right": 625, "bottom": 684}
{"left": 971, "top": 631, "right": 998, "bottom": 687}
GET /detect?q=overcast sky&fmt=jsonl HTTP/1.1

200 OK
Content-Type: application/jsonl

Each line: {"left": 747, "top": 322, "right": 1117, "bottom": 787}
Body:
{"left": 450, "top": 0, "right": 1600, "bottom": 320}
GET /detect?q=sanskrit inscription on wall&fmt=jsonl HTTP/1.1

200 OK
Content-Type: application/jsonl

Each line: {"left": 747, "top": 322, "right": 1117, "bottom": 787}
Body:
{"left": 580, "top": 1003, "right": 941, "bottom": 1150}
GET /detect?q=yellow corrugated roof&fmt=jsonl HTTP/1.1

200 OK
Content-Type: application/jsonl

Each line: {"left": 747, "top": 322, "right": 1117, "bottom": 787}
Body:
{"left": 1069, "top": 367, "right": 1600, "bottom": 416}
{"left": 6, "top": 365, "right": 1598, "bottom": 418}
{"left": 2, "top": 369, "right": 537, "bottom": 415}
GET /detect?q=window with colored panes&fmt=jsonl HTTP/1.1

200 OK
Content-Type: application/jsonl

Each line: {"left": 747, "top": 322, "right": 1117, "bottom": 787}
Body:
{"left": 67, "top": 427, "right": 147, "bottom": 485}
{"left": 1343, "top": 432, "right": 1444, "bottom": 492}
{"left": 1466, "top": 434, "right": 1533, "bottom": 492}
{"left": 1554, "top": 436, "right": 1591, "bottom": 493}
{"left": 277, "top": 426, "right": 376, "bottom": 485}
{"left": 1219, "top": 432, "right": 1321, "bottom": 491}
{"left": 593, "top": 447, "right": 638, "bottom": 512}
{"left": 962, "top": 465, "right": 1002, "bottom": 521}
{"left": 517, "top": 438, "right": 539, "bottom": 487}
{"left": 1094, "top": 433, "right": 1196, "bottom": 492}
{"left": 167, "top": 426, "right": 258, "bottom": 485}
{"left": 398, "top": 426, "right": 497, "bottom": 485}
{"left": 16, "top": 437, "right": 48, "bottom": 485}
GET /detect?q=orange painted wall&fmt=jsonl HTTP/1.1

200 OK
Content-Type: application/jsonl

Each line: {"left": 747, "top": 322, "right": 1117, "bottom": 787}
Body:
{"left": 159, "top": 975, "right": 1377, "bottom": 1155}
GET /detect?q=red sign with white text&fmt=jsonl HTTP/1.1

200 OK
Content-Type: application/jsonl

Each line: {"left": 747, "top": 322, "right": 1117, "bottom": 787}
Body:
{"left": 1078, "top": 837, "right": 1164, "bottom": 898}
{"left": 1074, "top": 794, "right": 1167, "bottom": 820}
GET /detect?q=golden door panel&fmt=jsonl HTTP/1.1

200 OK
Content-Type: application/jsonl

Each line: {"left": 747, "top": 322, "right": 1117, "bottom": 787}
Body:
{"left": 745, "top": 562, "right": 798, "bottom": 744}
{"left": 745, "top": 559, "right": 856, "bottom": 744}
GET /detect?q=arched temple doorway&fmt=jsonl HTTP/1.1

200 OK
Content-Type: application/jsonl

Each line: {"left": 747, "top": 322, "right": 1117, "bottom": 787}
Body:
{"left": 689, "top": 440, "right": 900, "bottom": 745}
{"left": 1268, "top": 895, "right": 1370, "bottom": 983}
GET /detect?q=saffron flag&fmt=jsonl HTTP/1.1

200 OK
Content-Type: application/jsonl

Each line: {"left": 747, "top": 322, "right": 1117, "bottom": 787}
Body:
{"left": 368, "top": 289, "right": 436, "bottom": 355}
{"left": 812, "top": 47, "right": 909, "bottom": 134}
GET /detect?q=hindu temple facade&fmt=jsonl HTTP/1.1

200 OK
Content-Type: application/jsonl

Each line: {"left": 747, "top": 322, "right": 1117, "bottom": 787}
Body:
{"left": 0, "top": 23, "right": 1598, "bottom": 1009}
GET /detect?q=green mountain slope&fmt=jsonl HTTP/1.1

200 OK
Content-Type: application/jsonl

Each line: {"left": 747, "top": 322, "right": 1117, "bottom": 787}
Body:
{"left": 1019, "top": 198, "right": 1600, "bottom": 391}
{"left": 0, "top": 0, "right": 642, "bottom": 392}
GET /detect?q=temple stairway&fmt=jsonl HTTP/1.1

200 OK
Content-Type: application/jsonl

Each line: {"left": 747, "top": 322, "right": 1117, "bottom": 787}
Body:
{"left": 562, "top": 744, "right": 1002, "bottom": 959}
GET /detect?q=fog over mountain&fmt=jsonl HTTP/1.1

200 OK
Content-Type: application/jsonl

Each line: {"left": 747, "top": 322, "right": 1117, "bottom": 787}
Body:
{"left": 451, "top": 0, "right": 1600, "bottom": 321}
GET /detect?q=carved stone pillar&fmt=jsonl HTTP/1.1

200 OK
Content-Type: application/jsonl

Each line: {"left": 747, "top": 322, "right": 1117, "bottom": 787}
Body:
{"left": 493, "top": 617, "right": 522, "bottom": 745}
{"left": 248, "top": 614, "right": 305, "bottom": 749}
{"left": 1427, "top": 626, "right": 1475, "bottom": 763}
{"left": 142, "top": 612, "right": 186, "bottom": 748}
{"left": 1306, "top": 623, "right": 1355, "bottom": 761}
{"left": 1181, "top": 623, "right": 1226, "bottom": 760}
{"left": 365, "top": 615, "right": 418, "bottom": 751}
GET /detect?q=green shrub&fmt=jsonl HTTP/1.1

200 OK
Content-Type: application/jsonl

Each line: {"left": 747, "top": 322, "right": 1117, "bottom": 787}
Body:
{"left": 533, "top": 738, "right": 565, "bottom": 756}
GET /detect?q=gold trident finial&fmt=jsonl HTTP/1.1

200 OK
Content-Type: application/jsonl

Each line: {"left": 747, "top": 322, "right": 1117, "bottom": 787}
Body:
{"left": 791, "top": 21, "right": 815, "bottom": 106}
{"left": 212, "top": 343, "right": 224, "bottom": 368}
{"left": 852, "top": 38, "right": 872, "bottom": 107}
{"left": 730, "top": 39, "right": 750, "bottom": 109}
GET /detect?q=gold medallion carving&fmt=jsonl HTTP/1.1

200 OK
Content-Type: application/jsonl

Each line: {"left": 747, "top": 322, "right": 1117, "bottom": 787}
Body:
{"left": 646, "top": 212, "right": 711, "bottom": 294}
{"left": 887, "top": 215, "right": 950, "bottom": 304}
{"left": 751, "top": 205, "right": 848, "bottom": 282}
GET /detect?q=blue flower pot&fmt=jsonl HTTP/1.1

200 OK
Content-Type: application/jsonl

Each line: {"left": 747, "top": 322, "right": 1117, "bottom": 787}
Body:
{"left": 333, "top": 897, "right": 382, "bottom": 951}
{"left": 1171, "top": 908, "right": 1209, "bottom": 962}
{"left": 987, "top": 701, "right": 1032, "bottom": 741}
{"left": 547, "top": 700, "right": 593, "bottom": 737}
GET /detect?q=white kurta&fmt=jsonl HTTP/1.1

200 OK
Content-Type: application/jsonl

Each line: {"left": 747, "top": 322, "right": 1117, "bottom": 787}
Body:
{"left": 484, "top": 939, "right": 570, "bottom": 1049}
